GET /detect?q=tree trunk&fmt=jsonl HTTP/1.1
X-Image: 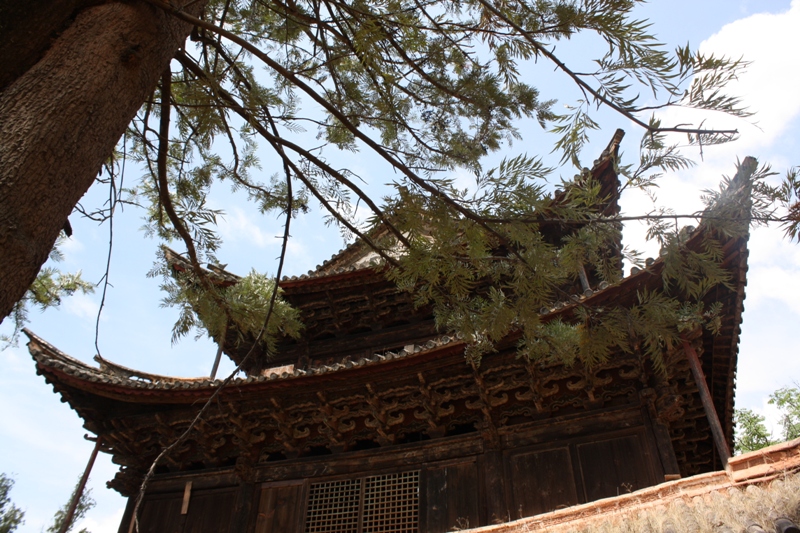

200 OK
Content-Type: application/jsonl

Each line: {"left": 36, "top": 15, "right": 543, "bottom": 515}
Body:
{"left": 0, "top": 0, "right": 203, "bottom": 323}
{"left": 0, "top": 0, "right": 86, "bottom": 91}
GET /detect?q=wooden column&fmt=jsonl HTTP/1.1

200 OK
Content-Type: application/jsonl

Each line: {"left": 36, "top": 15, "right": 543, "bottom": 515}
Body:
{"left": 59, "top": 437, "right": 101, "bottom": 533}
{"left": 682, "top": 339, "right": 731, "bottom": 466}
{"left": 479, "top": 450, "right": 507, "bottom": 524}
{"left": 230, "top": 482, "right": 256, "bottom": 532}
{"left": 639, "top": 392, "right": 681, "bottom": 479}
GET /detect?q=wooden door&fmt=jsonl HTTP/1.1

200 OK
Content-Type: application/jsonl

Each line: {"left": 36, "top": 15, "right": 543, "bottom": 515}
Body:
{"left": 137, "top": 494, "right": 183, "bottom": 533}
{"left": 253, "top": 481, "right": 306, "bottom": 533}
{"left": 182, "top": 488, "right": 237, "bottom": 533}
{"left": 576, "top": 433, "right": 656, "bottom": 501}
{"left": 424, "top": 460, "right": 480, "bottom": 532}
{"left": 507, "top": 447, "right": 579, "bottom": 518}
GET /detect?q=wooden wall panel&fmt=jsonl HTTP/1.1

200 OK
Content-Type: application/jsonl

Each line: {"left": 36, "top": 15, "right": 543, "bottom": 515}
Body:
{"left": 577, "top": 433, "right": 656, "bottom": 501}
{"left": 480, "top": 451, "right": 507, "bottom": 524}
{"left": 424, "top": 461, "right": 480, "bottom": 533}
{"left": 253, "top": 482, "right": 306, "bottom": 533}
{"left": 182, "top": 488, "right": 237, "bottom": 533}
{"left": 508, "top": 447, "right": 578, "bottom": 518}
{"left": 137, "top": 494, "right": 183, "bottom": 533}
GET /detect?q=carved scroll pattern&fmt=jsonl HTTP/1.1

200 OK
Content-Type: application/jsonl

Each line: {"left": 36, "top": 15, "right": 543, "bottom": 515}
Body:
{"left": 104, "top": 350, "right": 659, "bottom": 492}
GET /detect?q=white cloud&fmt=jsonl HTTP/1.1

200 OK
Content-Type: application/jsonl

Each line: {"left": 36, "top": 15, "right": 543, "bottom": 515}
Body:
{"left": 58, "top": 234, "right": 85, "bottom": 262}
{"left": 218, "top": 207, "right": 276, "bottom": 248}
{"left": 75, "top": 506, "right": 125, "bottom": 533}
{"left": 653, "top": 0, "right": 800, "bottom": 168}
{"left": 698, "top": 0, "right": 800, "bottom": 147}
{"left": 617, "top": 3, "right": 800, "bottom": 410}
{"left": 64, "top": 292, "right": 101, "bottom": 321}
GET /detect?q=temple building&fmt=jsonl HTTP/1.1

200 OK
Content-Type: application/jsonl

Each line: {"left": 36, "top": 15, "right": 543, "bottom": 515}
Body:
{"left": 28, "top": 132, "right": 749, "bottom": 533}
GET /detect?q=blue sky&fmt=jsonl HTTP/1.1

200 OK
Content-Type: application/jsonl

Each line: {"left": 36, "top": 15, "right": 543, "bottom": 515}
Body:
{"left": 2, "top": 1, "right": 799, "bottom": 531}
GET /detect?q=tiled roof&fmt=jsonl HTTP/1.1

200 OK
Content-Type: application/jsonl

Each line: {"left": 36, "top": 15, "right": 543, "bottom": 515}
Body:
{"left": 28, "top": 217, "right": 746, "bottom": 393}
{"left": 26, "top": 329, "right": 462, "bottom": 391}
{"left": 27, "top": 243, "right": 664, "bottom": 394}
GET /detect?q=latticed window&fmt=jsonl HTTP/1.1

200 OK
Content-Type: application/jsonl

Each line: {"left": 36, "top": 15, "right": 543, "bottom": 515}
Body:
{"left": 305, "top": 479, "right": 361, "bottom": 533}
{"left": 363, "top": 472, "right": 419, "bottom": 533}
{"left": 305, "top": 471, "right": 419, "bottom": 533}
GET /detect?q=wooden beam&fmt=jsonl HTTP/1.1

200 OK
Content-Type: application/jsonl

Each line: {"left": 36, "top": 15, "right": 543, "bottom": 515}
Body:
{"left": 180, "top": 481, "right": 192, "bottom": 514}
{"left": 682, "top": 339, "right": 731, "bottom": 466}
{"left": 58, "top": 436, "right": 101, "bottom": 533}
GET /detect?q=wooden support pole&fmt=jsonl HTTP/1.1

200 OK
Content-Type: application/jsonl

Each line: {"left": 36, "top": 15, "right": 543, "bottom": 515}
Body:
{"left": 58, "top": 436, "right": 101, "bottom": 533}
{"left": 180, "top": 481, "right": 192, "bottom": 515}
{"left": 210, "top": 343, "right": 223, "bottom": 380}
{"left": 682, "top": 339, "right": 731, "bottom": 466}
{"left": 577, "top": 263, "right": 591, "bottom": 293}
{"left": 210, "top": 322, "right": 227, "bottom": 380}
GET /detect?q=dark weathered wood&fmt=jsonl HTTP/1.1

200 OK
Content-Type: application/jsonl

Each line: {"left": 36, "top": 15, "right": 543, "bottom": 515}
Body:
{"left": 479, "top": 450, "right": 507, "bottom": 524}
{"left": 255, "top": 434, "right": 484, "bottom": 482}
{"left": 507, "top": 447, "right": 578, "bottom": 518}
{"left": 502, "top": 405, "right": 644, "bottom": 449}
{"left": 230, "top": 482, "right": 257, "bottom": 533}
{"left": 253, "top": 481, "right": 306, "bottom": 533}
{"left": 682, "top": 340, "right": 731, "bottom": 466}
{"left": 182, "top": 488, "right": 237, "bottom": 533}
{"left": 147, "top": 472, "right": 241, "bottom": 494}
{"left": 576, "top": 433, "right": 655, "bottom": 501}
{"left": 180, "top": 481, "right": 192, "bottom": 515}
{"left": 640, "top": 402, "right": 681, "bottom": 478}
{"left": 116, "top": 497, "right": 136, "bottom": 533}
{"left": 136, "top": 494, "right": 183, "bottom": 533}
{"left": 425, "top": 461, "right": 481, "bottom": 533}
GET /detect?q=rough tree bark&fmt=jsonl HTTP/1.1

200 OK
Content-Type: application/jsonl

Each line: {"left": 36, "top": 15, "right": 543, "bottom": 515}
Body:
{"left": 0, "top": 0, "right": 203, "bottom": 323}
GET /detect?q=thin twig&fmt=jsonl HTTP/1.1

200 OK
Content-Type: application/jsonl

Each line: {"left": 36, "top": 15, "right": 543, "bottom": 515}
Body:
{"left": 473, "top": 0, "right": 738, "bottom": 139}
{"left": 128, "top": 92, "right": 296, "bottom": 533}
{"left": 174, "top": 51, "right": 408, "bottom": 266}
{"left": 94, "top": 135, "right": 125, "bottom": 357}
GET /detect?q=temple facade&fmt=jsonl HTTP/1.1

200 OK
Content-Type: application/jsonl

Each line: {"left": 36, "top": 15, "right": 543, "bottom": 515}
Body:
{"left": 28, "top": 134, "right": 748, "bottom": 533}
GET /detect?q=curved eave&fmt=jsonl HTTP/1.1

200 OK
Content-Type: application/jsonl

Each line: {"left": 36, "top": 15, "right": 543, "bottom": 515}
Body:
{"left": 28, "top": 330, "right": 465, "bottom": 409}
{"left": 22, "top": 250, "right": 706, "bottom": 406}
{"left": 29, "top": 208, "right": 747, "bottom": 445}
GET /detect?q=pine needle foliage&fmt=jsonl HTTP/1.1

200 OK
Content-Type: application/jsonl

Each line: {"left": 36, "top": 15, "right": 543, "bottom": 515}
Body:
{"left": 64, "top": 0, "right": 799, "bottom": 370}
{"left": 734, "top": 409, "right": 774, "bottom": 454}
{"left": 46, "top": 477, "right": 95, "bottom": 533}
{"left": 2, "top": 236, "right": 94, "bottom": 348}
{"left": 124, "top": 0, "right": 753, "bottom": 260}
{"left": 0, "top": 474, "right": 24, "bottom": 533}
{"left": 153, "top": 255, "right": 302, "bottom": 355}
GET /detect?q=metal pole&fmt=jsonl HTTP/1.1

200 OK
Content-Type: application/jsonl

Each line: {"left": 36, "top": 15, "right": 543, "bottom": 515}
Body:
{"left": 58, "top": 436, "right": 101, "bottom": 533}
{"left": 682, "top": 339, "right": 731, "bottom": 467}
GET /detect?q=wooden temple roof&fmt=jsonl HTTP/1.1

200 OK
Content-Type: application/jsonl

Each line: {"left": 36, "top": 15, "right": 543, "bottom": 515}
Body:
{"left": 297, "top": 128, "right": 624, "bottom": 281}
{"left": 27, "top": 196, "right": 748, "bottom": 493}
{"left": 27, "top": 130, "right": 750, "bottom": 499}
{"left": 164, "top": 129, "right": 626, "bottom": 371}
